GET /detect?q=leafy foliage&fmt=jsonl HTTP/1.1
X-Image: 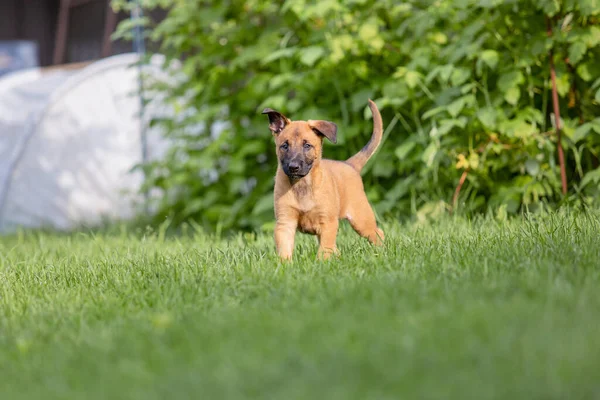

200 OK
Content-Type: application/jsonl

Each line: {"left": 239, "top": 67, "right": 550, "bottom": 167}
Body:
{"left": 113, "top": 0, "right": 600, "bottom": 231}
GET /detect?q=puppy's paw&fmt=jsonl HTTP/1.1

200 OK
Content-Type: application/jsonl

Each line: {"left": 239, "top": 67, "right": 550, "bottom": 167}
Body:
{"left": 367, "top": 228, "right": 384, "bottom": 246}
{"left": 277, "top": 250, "right": 294, "bottom": 262}
{"left": 375, "top": 228, "right": 385, "bottom": 244}
{"left": 317, "top": 246, "right": 340, "bottom": 260}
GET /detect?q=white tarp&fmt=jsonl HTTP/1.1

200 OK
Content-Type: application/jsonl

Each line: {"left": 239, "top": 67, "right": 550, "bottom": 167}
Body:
{"left": 0, "top": 53, "right": 171, "bottom": 233}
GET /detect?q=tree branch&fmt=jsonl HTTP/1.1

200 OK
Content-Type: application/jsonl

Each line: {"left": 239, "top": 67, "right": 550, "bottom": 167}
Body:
{"left": 546, "top": 17, "right": 568, "bottom": 195}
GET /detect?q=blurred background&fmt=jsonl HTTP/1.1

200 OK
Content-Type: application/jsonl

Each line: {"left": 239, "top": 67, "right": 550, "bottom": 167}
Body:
{"left": 0, "top": 0, "right": 166, "bottom": 69}
{"left": 1, "top": 0, "right": 599, "bottom": 234}
{"left": 0, "top": 0, "right": 168, "bottom": 234}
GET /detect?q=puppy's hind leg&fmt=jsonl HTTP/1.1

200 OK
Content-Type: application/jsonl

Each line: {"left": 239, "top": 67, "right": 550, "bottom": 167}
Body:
{"left": 346, "top": 194, "right": 384, "bottom": 246}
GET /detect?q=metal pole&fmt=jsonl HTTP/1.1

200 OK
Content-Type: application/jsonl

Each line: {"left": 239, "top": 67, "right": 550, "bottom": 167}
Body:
{"left": 131, "top": 0, "right": 149, "bottom": 212}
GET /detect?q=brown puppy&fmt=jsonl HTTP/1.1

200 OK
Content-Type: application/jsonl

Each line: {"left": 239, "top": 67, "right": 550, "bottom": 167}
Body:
{"left": 262, "top": 99, "right": 384, "bottom": 260}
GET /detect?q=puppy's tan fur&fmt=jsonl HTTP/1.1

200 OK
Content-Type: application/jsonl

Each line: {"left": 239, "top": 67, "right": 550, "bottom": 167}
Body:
{"left": 262, "top": 100, "right": 384, "bottom": 260}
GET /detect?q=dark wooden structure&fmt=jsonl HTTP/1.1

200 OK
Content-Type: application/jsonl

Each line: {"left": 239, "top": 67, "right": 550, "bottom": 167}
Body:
{"left": 0, "top": 0, "right": 131, "bottom": 67}
{"left": 53, "top": 0, "right": 118, "bottom": 64}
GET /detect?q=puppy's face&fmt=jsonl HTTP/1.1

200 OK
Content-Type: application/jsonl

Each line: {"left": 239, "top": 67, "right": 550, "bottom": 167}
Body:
{"left": 262, "top": 108, "right": 337, "bottom": 180}
{"left": 275, "top": 122, "right": 322, "bottom": 179}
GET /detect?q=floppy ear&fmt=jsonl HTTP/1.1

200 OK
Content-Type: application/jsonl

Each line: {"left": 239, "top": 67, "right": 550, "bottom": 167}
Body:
{"left": 308, "top": 120, "right": 338, "bottom": 144}
{"left": 261, "top": 108, "right": 291, "bottom": 134}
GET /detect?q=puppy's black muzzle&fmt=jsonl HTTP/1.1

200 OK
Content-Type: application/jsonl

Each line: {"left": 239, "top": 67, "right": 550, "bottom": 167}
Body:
{"left": 282, "top": 156, "right": 312, "bottom": 179}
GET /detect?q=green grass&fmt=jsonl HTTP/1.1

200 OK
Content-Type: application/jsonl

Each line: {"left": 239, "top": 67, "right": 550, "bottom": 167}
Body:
{"left": 1, "top": 210, "right": 600, "bottom": 399}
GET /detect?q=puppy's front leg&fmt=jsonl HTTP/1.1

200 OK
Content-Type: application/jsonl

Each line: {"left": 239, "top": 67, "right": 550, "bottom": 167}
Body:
{"left": 317, "top": 218, "right": 339, "bottom": 260}
{"left": 275, "top": 219, "right": 297, "bottom": 261}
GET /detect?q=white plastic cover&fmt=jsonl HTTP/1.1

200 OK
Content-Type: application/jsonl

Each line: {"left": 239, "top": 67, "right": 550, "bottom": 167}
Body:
{"left": 0, "top": 53, "right": 171, "bottom": 232}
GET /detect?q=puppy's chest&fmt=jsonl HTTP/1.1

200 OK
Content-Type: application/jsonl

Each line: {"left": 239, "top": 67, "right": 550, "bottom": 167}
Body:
{"left": 297, "top": 209, "right": 322, "bottom": 235}
{"left": 288, "top": 182, "right": 315, "bottom": 211}
{"left": 292, "top": 189, "right": 321, "bottom": 235}
{"left": 294, "top": 194, "right": 316, "bottom": 214}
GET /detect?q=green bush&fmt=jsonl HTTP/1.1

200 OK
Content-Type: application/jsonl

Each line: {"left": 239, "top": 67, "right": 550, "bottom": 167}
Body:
{"left": 113, "top": 0, "right": 600, "bottom": 232}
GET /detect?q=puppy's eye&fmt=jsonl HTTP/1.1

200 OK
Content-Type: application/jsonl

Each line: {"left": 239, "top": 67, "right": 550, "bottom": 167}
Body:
{"left": 303, "top": 143, "right": 312, "bottom": 150}
{"left": 280, "top": 142, "right": 289, "bottom": 151}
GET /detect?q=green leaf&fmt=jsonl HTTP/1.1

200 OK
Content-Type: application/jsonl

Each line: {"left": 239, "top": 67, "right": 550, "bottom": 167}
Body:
{"left": 394, "top": 141, "right": 416, "bottom": 160}
{"left": 505, "top": 119, "right": 536, "bottom": 139}
{"left": 504, "top": 87, "right": 521, "bottom": 105}
{"left": 252, "top": 193, "right": 274, "bottom": 216}
{"left": 421, "top": 142, "right": 438, "bottom": 167}
{"left": 587, "top": 26, "right": 600, "bottom": 46}
{"left": 393, "top": 66, "right": 407, "bottom": 79}
{"left": 525, "top": 159, "right": 540, "bottom": 176}
{"left": 422, "top": 106, "right": 447, "bottom": 120}
{"left": 429, "top": 32, "right": 448, "bottom": 44}
{"left": 498, "top": 70, "right": 525, "bottom": 93}
{"left": 359, "top": 19, "right": 384, "bottom": 51}
{"left": 268, "top": 73, "right": 294, "bottom": 90}
{"left": 262, "top": 48, "right": 296, "bottom": 64}
{"left": 455, "top": 117, "right": 468, "bottom": 129}
{"left": 405, "top": 70, "right": 421, "bottom": 89}
{"left": 432, "top": 118, "right": 467, "bottom": 137}
{"left": 555, "top": 74, "right": 570, "bottom": 97}
{"left": 451, "top": 68, "right": 471, "bottom": 86}
{"left": 519, "top": 107, "right": 544, "bottom": 124}
{"left": 351, "top": 89, "right": 373, "bottom": 112}
{"left": 562, "top": 119, "right": 576, "bottom": 139}
{"left": 182, "top": 199, "right": 204, "bottom": 216}
{"left": 573, "top": 123, "right": 592, "bottom": 142}
{"left": 328, "top": 34, "right": 354, "bottom": 62}
{"left": 568, "top": 41, "right": 587, "bottom": 64}
{"left": 578, "top": 63, "right": 593, "bottom": 82}
{"left": 384, "top": 177, "right": 415, "bottom": 202}
{"left": 447, "top": 97, "right": 465, "bottom": 118}
{"left": 359, "top": 20, "right": 379, "bottom": 42}
{"left": 477, "top": 108, "right": 496, "bottom": 129}
{"left": 259, "top": 95, "right": 286, "bottom": 111}
{"left": 578, "top": 0, "right": 600, "bottom": 16}
{"left": 238, "top": 141, "right": 264, "bottom": 156}
{"left": 581, "top": 167, "right": 600, "bottom": 188}
{"left": 439, "top": 65, "right": 454, "bottom": 82}
{"left": 468, "top": 152, "right": 480, "bottom": 169}
{"left": 480, "top": 50, "right": 499, "bottom": 69}
{"left": 460, "top": 82, "right": 477, "bottom": 94}
{"left": 536, "top": 0, "right": 560, "bottom": 16}
{"left": 516, "top": 122, "right": 536, "bottom": 138}
{"left": 299, "top": 46, "right": 325, "bottom": 67}
{"left": 531, "top": 37, "right": 552, "bottom": 57}
{"left": 591, "top": 118, "right": 600, "bottom": 133}
{"left": 595, "top": 88, "right": 600, "bottom": 104}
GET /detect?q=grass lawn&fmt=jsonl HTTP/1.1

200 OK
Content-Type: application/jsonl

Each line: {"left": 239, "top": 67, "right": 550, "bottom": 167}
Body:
{"left": 1, "top": 210, "right": 600, "bottom": 399}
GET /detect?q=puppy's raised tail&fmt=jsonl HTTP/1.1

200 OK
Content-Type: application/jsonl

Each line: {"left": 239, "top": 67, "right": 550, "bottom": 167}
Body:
{"left": 345, "top": 99, "right": 383, "bottom": 173}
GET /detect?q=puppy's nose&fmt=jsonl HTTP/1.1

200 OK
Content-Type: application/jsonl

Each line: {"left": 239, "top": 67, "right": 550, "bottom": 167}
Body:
{"left": 288, "top": 161, "right": 300, "bottom": 173}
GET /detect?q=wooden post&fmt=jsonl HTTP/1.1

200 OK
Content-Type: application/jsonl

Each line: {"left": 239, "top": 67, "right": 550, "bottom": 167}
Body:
{"left": 53, "top": 0, "right": 71, "bottom": 65}
{"left": 101, "top": 1, "right": 118, "bottom": 58}
{"left": 54, "top": 0, "right": 117, "bottom": 65}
